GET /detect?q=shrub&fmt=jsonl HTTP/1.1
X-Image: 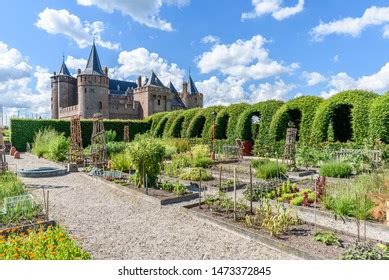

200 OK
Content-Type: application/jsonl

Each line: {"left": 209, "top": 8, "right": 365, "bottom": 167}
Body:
{"left": 105, "top": 130, "right": 117, "bottom": 142}
{"left": 320, "top": 161, "right": 352, "bottom": 178}
{"left": 314, "top": 231, "right": 341, "bottom": 246}
{"left": 32, "top": 128, "right": 69, "bottom": 161}
{"left": 255, "top": 161, "right": 287, "bottom": 179}
{"left": 369, "top": 93, "right": 389, "bottom": 144}
{"left": 110, "top": 152, "right": 132, "bottom": 171}
{"left": 341, "top": 243, "right": 388, "bottom": 260}
{"left": 0, "top": 226, "right": 90, "bottom": 260}
{"left": 179, "top": 168, "right": 213, "bottom": 181}
{"left": 0, "top": 172, "right": 25, "bottom": 204}
{"left": 106, "top": 141, "right": 127, "bottom": 157}
{"left": 173, "top": 182, "right": 188, "bottom": 196}
{"left": 127, "top": 136, "right": 165, "bottom": 187}
{"left": 290, "top": 196, "right": 304, "bottom": 206}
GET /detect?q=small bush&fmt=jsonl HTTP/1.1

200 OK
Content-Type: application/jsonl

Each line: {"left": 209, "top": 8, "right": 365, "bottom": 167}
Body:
{"left": 191, "top": 158, "right": 213, "bottom": 168}
{"left": 341, "top": 243, "right": 388, "bottom": 260}
{"left": 110, "top": 152, "right": 132, "bottom": 171}
{"left": 290, "top": 196, "right": 304, "bottom": 206}
{"left": 107, "top": 141, "right": 127, "bottom": 157}
{"left": 32, "top": 128, "right": 69, "bottom": 162}
{"left": 256, "top": 161, "right": 287, "bottom": 179}
{"left": 179, "top": 168, "right": 213, "bottom": 181}
{"left": 320, "top": 161, "right": 352, "bottom": 178}
{"left": 251, "top": 159, "right": 270, "bottom": 169}
{"left": 314, "top": 231, "right": 341, "bottom": 246}
{"left": 0, "top": 173, "right": 25, "bottom": 204}
{"left": 105, "top": 130, "right": 117, "bottom": 142}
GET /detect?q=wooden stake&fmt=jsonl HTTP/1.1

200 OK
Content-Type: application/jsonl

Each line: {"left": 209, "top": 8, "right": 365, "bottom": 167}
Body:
{"left": 199, "top": 169, "right": 202, "bottom": 209}
{"left": 234, "top": 167, "right": 237, "bottom": 221}
{"left": 145, "top": 174, "right": 148, "bottom": 195}
{"left": 219, "top": 165, "right": 222, "bottom": 193}
{"left": 249, "top": 164, "right": 253, "bottom": 214}
{"left": 314, "top": 177, "right": 317, "bottom": 234}
{"left": 46, "top": 190, "right": 50, "bottom": 221}
{"left": 356, "top": 193, "right": 360, "bottom": 242}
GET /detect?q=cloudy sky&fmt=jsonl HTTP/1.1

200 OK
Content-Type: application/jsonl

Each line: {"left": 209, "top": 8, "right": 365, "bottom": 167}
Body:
{"left": 1, "top": 0, "right": 389, "bottom": 119}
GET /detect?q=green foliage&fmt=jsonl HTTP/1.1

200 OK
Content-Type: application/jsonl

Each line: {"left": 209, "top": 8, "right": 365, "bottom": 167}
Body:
{"left": 0, "top": 200, "right": 42, "bottom": 226}
{"left": 177, "top": 108, "right": 202, "bottom": 138}
{"left": 310, "top": 90, "right": 378, "bottom": 144}
{"left": 369, "top": 93, "right": 389, "bottom": 144}
{"left": 0, "top": 172, "right": 25, "bottom": 204}
{"left": 127, "top": 136, "right": 166, "bottom": 187}
{"left": 106, "top": 141, "right": 127, "bottom": 157}
{"left": 10, "top": 118, "right": 150, "bottom": 152}
{"left": 163, "top": 110, "right": 185, "bottom": 138}
{"left": 32, "top": 128, "right": 70, "bottom": 161}
{"left": 215, "top": 103, "right": 250, "bottom": 141}
{"left": 296, "top": 145, "right": 333, "bottom": 168}
{"left": 147, "top": 112, "right": 169, "bottom": 135}
{"left": 0, "top": 226, "right": 90, "bottom": 260}
{"left": 269, "top": 96, "right": 323, "bottom": 145}
{"left": 110, "top": 152, "right": 132, "bottom": 171}
{"left": 319, "top": 161, "right": 352, "bottom": 178}
{"left": 341, "top": 243, "right": 388, "bottom": 260}
{"left": 186, "top": 106, "right": 223, "bottom": 139}
{"left": 255, "top": 161, "right": 287, "bottom": 179}
{"left": 153, "top": 115, "right": 169, "bottom": 137}
{"left": 105, "top": 130, "right": 117, "bottom": 142}
{"left": 179, "top": 168, "right": 213, "bottom": 181}
{"left": 314, "top": 231, "right": 341, "bottom": 246}
{"left": 322, "top": 175, "right": 378, "bottom": 219}
{"left": 173, "top": 182, "right": 188, "bottom": 196}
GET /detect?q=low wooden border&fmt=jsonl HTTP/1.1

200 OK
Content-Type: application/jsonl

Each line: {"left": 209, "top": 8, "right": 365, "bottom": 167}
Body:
{"left": 0, "top": 220, "right": 56, "bottom": 238}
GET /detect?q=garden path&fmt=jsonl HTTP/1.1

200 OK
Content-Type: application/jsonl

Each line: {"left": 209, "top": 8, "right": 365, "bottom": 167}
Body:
{"left": 7, "top": 153, "right": 297, "bottom": 260}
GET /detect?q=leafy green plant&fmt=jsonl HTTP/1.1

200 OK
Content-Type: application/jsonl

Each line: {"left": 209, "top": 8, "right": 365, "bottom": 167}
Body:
{"left": 105, "top": 130, "right": 117, "bottom": 142}
{"left": 173, "top": 182, "right": 188, "bottom": 196}
{"left": 314, "top": 231, "right": 341, "bottom": 246}
{"left": 127, "top": 136, "right": 165, "bottom": 187}
{"left": 32, "top": 128, "right": 69, "bottom": 161}
{"left": 110, "top": 152, "right": 132, "bottom": 171}
{"left": 0, "top": 226, "right": 90, "bottom": 260}
{"left": 106, "top": 141, "right": 127, "bottom": 157}
{"left": 320, "top": 161, "right": 352, "bottom": 178}
{"left": 179, "top": 168, "right": 213, "bottom": 181}
{"left": 290, "top": 196, "right": 304, "bottom": 206}
{"left": 255, "top": 161, "right": 287, "bottom": 179}
{"left": 341, "top": 243, "right": 388, "bottom": 260}
{"left": 0, "top": 173, "right": 25, "bottom": 203}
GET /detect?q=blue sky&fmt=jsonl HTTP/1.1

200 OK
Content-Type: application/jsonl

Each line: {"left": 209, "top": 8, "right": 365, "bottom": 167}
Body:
{"left": 1, "top": 0, "right": 389, "bottom": 119}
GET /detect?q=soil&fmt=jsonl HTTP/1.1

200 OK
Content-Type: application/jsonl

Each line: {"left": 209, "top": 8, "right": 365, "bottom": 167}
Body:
{"left": 0, "top": 213, "right": 47, "bottom": 230}
{"left": 190, "top": 205, "right": 359, "bottom": 260}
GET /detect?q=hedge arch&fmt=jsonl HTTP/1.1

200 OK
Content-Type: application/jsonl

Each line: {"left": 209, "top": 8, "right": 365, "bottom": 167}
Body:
{"left": 369, "top": 93, "right": 389, "bottom": 143}
{"left": 169, "top": 108, "right": 201, "bottom": 138}
{"left": 148, "top": 112, "right": 169, "bottom": 135}
{"left": 186, "top": 106, "right": 223, "bottom": 139}
{"left": 162, "top": 110, "right": 185, "bottom": 138}
{"left": 311, "top": 90, "right": 378, "bottom": 144}
{"left": 269, "top": 96, "right": 323, "bottom": 144}
{"left": 153, "top": 115, "right": 169, "bottom": 137}
{"left": 215, "top": 103, "right": 250, "bottom": 141}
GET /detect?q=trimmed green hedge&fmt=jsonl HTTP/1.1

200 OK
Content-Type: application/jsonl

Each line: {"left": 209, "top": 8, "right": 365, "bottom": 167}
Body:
{"left": 187, "top": 106, "right": 223, "bottom": 139}
{"left": 179, "top": 108, "right": 202, "bottom": 138}
{"left": 10, "top": 118, "right": 151, "bottom": 152}
{"left": 369, "top": 93, "right": 389, "bottom": 144}
{"left": 311, "top": 90, "right": 378, "bottom": 144}
{"left": 148, "top": 112, "right": 169, "bottom": 135}
{"left": 215, "top": 103, "right": 250, "bottom": 141}
{"left": 269, "top": 96, "right": 323, "bottom": 144}
{"left": 163, "top": 110, "right": 185, "bottom": 138}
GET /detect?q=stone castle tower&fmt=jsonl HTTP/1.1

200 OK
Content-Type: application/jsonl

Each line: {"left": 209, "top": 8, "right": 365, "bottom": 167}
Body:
{"left": 51, "top": 42, "right": 203, "bottom": 120}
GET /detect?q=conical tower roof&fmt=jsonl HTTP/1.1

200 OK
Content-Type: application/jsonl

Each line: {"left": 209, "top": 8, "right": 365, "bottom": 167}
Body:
{"left": 81, "top": 42, "right": 105, "bottom": 76}
{"left": 168, "top": 81, "right": 178, "bottom": 94}
{"left": 188, "top": 74, "right": 199, "bottom": 95}
{"left": 58, "top": 58, "right": 71, "bottom": 76}
{"left": 145, "top": 71, "right": 165, "bottom": 87}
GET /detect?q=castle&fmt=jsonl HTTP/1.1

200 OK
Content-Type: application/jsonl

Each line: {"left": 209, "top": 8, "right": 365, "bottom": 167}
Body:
{"left": 51, "top": 42, "right": 203, "bottom": 119}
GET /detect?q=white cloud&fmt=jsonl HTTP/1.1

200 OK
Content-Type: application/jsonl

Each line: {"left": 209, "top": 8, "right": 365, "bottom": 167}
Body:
{"left": 0, "top": 41, "right": 32, "bottom": 82}
{"left": 321, "top": 62, "right": 389, "bottom": 98}
{"left": 383, "top": 25, "right": 389, "bottom": 38}
{"left": 195, "top": 76, "right": 246, "bottom": 106}
{"left": 302, "top": 71, "right": 326, "bottom": 86}
{"left": 201, "top": 35, "right": 220, "bottom": 44}
{"left": 242, "top": 0, "right": 304, "bottom": 21}
{"left": 249, "top": 80, "right": 295, "bottom": 102}
{"left": 65, "top": 56, "right": 87, "bottom": 72}
{"left": 35, "top": 8, "right": 120, "bottom": 50}
{"left": 112, "top": 47, "right": 185, "bottom": 87}
{"left": 333, "top": 54, "right": 339, "bottom": 63}
{"left": 0, "top": 41, "right": 51, "bottom": 117}
{"left": 76, "top": 0, "right": 189, "bottom": 31}
{"left": 311, "top": 6, "right": 389, "bottom": 41}
{"left": 197, "top": 35, "right": 299, "bottom": 80}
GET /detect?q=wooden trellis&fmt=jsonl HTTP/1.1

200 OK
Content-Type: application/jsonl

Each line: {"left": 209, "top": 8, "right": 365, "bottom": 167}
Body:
{"left": 283, "top": 126, "right": 298, "bottom": 167}
{"left": 90, "top": 113, "right": 107, "bottom": 168}
{"left": 69, "top": 116, "right": 84, "bottom": 164}
{"left": 123, "top": 125, "right": 130, "bottom": 143}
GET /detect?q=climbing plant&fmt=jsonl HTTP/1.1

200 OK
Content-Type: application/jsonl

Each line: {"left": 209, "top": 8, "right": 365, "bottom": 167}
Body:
{"left": 310, "top": 90, "right": 378, "bottom": 144}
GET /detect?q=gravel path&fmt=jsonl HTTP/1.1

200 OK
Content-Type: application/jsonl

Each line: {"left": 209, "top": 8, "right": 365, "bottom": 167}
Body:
{"left": 7, "top": 154, "right": 297, "bottom": 260}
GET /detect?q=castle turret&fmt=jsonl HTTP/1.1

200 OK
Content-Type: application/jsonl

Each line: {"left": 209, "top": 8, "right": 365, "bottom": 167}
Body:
{"left": 51, "top": 58, "right": 77, "bottom": 119}
{"left": 180, "top": 74, "right": 203, "bottom": 109}
{"left": 77, "top": 42, "right": 109, "bottom": 119}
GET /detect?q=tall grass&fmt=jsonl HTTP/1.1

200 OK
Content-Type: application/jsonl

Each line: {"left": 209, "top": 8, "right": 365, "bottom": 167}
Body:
{"left": 255, "top": 161, "right": 287, "bottom": 179}
{"left": 32, "top": 128, "right": 69, "bottom": 161}
{"left": 0, "top": 172, "right": 25, "bottom": 204}
{"left": 320, "top": 161, "right": 352, "bottom": 178}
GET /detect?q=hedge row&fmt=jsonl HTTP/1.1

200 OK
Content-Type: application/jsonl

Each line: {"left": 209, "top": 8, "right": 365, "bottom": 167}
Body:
{"left": 215, "top": 103, "right": 250, "bottom": 141}
{"left": 10, "top": 118, "right": 151, "bottom": 152}
{"left": 369, "top": 93, "right": 389, "bottom": 143}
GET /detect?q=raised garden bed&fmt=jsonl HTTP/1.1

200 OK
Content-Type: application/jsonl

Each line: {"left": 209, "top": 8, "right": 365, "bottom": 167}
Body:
{"left": 184, "top": 202, "right": 367, "bottom": 260}
{"left": 0, "top": 219, "right": 56, "bottom": 238}
{"left": 18, "top": 167, "right": 67, "bottom": 178}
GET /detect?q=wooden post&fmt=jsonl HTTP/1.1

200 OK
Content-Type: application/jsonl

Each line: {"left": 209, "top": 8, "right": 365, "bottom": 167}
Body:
{"left": 249, "top": 164, "right": 253, "bottom": 214}
{"left": 386, "top": 200, "right": 389, "bottom": 227}
{"left": 219, "top": 165, "right": 222, "bottom": 193}
{"left": 145, "top": 174, "right": 148, "bottom": 195}
{"left": 46, "top": 190, "right": 50, "bottom": 221}
{"left": 199, "top": 169, "right": 202, "bottom": 209}
{"left": 356, "top": 193, "right": 360, "bottom": 242}
{"left": 234, "top": 167, "right": 237, "bottom": 221}
{"left": 364, "top": 194, "right": 367, "bottom": 241}
{"left": 314, "top": 177, "right": 317, "bottom": 234}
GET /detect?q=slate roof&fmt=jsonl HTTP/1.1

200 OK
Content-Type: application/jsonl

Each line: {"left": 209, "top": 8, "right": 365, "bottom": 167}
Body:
{"left": 188, "top": 75, "right": 199, "bottom": 95}
{"left": 168, "top": 81, "right": 178, "bottom": 94}
{"left": 145, "top": 71, "right": 165, "bottom": 87}
{"left": 58, "top": 59, "right": 71, "bottom": 76}
{"left": 109, "top": 79, "right": 137, "bottom": 95}
{"left": 171, "top": 96, "right": 186, "bottom": 108}
{"left": 81, "top": 42, "right": 105, "bottom": 76}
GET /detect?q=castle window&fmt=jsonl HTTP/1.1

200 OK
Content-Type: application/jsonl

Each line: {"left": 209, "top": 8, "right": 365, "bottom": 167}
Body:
{"left": 85, "top": 88, "right": 87, "bottom": 93}
{"left": 158, "top": 99, "right": 161, "bottom": 106}
{"left": 98, "top": 102, "right": 103, "bottom": 112}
